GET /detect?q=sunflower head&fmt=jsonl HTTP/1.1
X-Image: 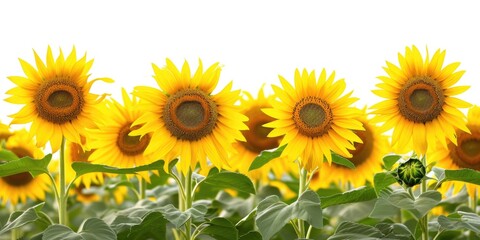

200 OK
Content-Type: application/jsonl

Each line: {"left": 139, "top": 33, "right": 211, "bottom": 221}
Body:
{"left": 131, "top": 59, "right": 248, "bottom": 175}
{"left": 88, "top": 89, "right": 153, "bottom": 181}
{"left": 263, "top": 68, "right": 363, "bottom": 170}
{"left": 0, "top": 130, "right": 50, "bottom": 205}
{"left": 228, "top": 87, "right": 287, "bottom": 181}
{"left": 6, "top": 46, "right": 113, "bottom": 152}
{"left": 430, "top": 106, "right": 480, "bottom": 197}
{"left": 396, "top": 158, "right": 426, "bottom": 188}
{"left": 65, "top": 136, "right": 104, "bottom": 189}
{"left": 310, "top": 107, "right": 389, "bottom": 189}
{"left": 371, "top": 45, "right": 471, "bottom": 155}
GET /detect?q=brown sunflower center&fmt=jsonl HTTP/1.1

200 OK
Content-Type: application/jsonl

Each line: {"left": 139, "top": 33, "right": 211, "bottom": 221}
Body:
{"left": 449, "top": 131, "right": 480, "bottom": 170}
{"left": 398, "top": 76, "right": 445, "bottom": 123}
{"left": 35, "top": 79, "right": 84, "bottom": 124}
{"left": 241, "top": 106, "right": 280, "bottom": 153}
{"left": 163, "top": 89, "right": 218, "bottom": 141}
{"left": 337, "top": 125, "right": 374, "bottom": 168}
{"left": 117, "top": 124, "right": 151, "bottom": 156}
{"left": 2, "top": 146, "right": 34, "bottom": 186}
{"left": 293, "top": 96, "right": 333, "bottom": 138}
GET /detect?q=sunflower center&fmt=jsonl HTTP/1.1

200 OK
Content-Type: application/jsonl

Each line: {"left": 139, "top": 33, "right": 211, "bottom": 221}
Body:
{"left": 241, "top": 107, "right": 280, "bottom": 153}
{"left": 337, "top": 126, "right": 374, "bottom": 168}
{"left": 35, "top": 79, "right": 84, "bottom": 124}
{"left": 293, "top": 96, "right": 333, "bottom": 137}
{"left": 398, "top": 76, "right": 444, "bottom": 123}
{"left": 117, "top": 124, "right": 150, "bottom": 156}
{"left": 449, "top": 131, "right": 480, "bottom": 170}
{"left": 163, "top": 89, "right": 218, "bottom": 141}
{"left": 1, "top": 146, "right": 34, "bottom": 186}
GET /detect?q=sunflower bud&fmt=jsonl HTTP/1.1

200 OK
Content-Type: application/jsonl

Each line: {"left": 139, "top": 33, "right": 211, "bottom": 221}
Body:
{"left": 396, "top": 158, "right": 426, "bottom": 187}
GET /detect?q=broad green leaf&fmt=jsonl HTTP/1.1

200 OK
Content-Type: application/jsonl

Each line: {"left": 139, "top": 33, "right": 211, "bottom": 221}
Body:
{"left": 118, "top": 212, "right": 167, "bottom": 240}
{"left": 0, "top": 154, "right": 51, "bottom": 177}
{"left": 43, "top": 218, "right": 116, "bottom": 240}
{"left": 370, "top": 189, "right": 441, "bottom": 219}
{"left": 198, "top": 171, "right": 255, "bottom": 195}
{"left": 199, "top": 217, "right": 238, "bottom": 240}
{"left": 0, "top": 149, "right": 19, "bottom": 161}
{"left": 375, "top": 223, "right": 413, "bottom": 239}
{"left": 331, "top": 152, "right": 355, "bottom": 169}
{"left": 321, "top": 186, "right": 377, "bottom": 208}
{"left": 72, "top": 159, "right": 167, "bottom": 177}
{"left": 383, "top": 155, "right": 401, "bottom": 171}
{"left": 328, "top": 221, "right": 383, "bottom": 240}
{"left": 249, "top": 145, "right": 285, "bottom": 171}
{"left": 373, "top": 171, "right": 397, "bottom": 196}
{"left": 0, "top": 203, "right": 45, "bottom": 235}
{"left": 256, "top": 190, "right": 322, "bottom": 240}
{"left": 160, "top": 203, "right": 208, "bottom": 228}
{"left": 444, "top": 168, "right": 480, "bottom": 185}
{"left": 239, "top": 231, "right": 262, "bottom": 240}
{"left": 438, "top": 211, "right": 480, "bottom": 233}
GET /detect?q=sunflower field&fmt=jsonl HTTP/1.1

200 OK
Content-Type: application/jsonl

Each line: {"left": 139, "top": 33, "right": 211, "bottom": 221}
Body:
{"left": 0, "top": 44, "right": 480, "bottom": 240}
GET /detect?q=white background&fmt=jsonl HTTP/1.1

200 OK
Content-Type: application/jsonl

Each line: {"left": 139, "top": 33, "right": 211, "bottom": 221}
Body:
{"left": 1, "top": 1, "right": 479, "bottom": 125}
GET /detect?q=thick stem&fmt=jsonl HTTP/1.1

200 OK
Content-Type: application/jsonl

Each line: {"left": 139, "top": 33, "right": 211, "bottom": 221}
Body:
{"left": 139, "top": 177, "right": 147, "bottom": 199}
{"left": 297, "top": 167, "right": 308, "bottom": 239}
{"left": 58, "top": 137, "right": 68, "bottom": 225}
{"left": 470, "top": 188, "right": 477, "bottom": 213}
{"left": 420, "top": 156, "right": 428, "bottom": 240}
{"left": 9, "top": 204, "right": 20, "bottom": 240}
{"left": 179, "top": 170, "right": 193, "bottom": 240}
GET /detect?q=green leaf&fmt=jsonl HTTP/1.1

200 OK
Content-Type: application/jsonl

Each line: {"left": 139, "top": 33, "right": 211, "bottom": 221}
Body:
{"left": 370, "top": 189, "right": 441, "bottom": 219}
{"left": 256, "top": 190, "right": 322, "bottom": 240}
{"left": 321, "top": 186, "right": 377, "bottom": 208}
{"left": 383, "top": 155, "right": 401, "bottom": 171}
{"left": 437, "top": 211, "right": 480, "bottom": 233}
{"left": 118, "top": 212, "right": 167, "bottom": 240}
{"left": 0, "top": 149, "right": 19, "bottom": 161}
{"left": 249, "top": 145, "right": 285, "bottom": 171}
{"left": 331, "top": 152, "right": 355, "bottom": 169}
{"left": 200, "top": 217, "right": 238, "bottom": 240}
{"left": 329, "top": 221, "right": 413, "bottom": 240}
{"left": 239, "top": 231, "right": 262, "bottom": 240}
{"left": 159, "top": 203, "right": 208, "bottom": 228}
{"left": 0, "top": 203, "right": 45, "bottom": 235}
{"left": 444, "top": 168, "right": 480, "bottom": 185}
{"left": 0, "top": 154, "right": 51, "bottom": 177}
{"left": 373, "top": 171, "right": 397, "bottom": 196}
{"left": 72, "top": 159, "right": 167, "bottom": 178}
{"left": 198, "top": 171, "right": 255, "bottom": 195}
{"left": 43, "top": 218, "right": 116, "bottom": 240}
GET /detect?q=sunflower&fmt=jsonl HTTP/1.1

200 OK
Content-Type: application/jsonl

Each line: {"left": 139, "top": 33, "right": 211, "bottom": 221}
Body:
{"left": 310, "top": 107, "right": 390, "bottom": 189}
{"left": 0, "top": 121, "right": 13, "bottom": 142}
{"left": 5, "top": 46, "right": 113, "bottom": 152}
{"left": 87, "top": 89, "right": 154, "bottom": 181}
{"left": 0, "top": 130, "right": 51, "bottom": 206}
{"left": 371, "top": 45, "right": 471, "bottom": 155}
{"left": 130, "top": 59, "right": 248, "bottom": 175}
{"left": 64, "top": 136, "right": 104, "bottom": 189}
{"left": 263, "top": 68, "right": 363, "bottom": 170}
{"left": 428, "top": 105, "right": 480, "bottom": 197}
{"left": 228, "top": 87, "right": 290, "bottom": 182}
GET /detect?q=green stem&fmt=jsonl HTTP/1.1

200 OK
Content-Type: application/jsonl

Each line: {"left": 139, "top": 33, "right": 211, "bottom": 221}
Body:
{"left": 9, "top": 204, "right": 20, "bottom": 240}
{"left": 470, "top": 188, "right": 477, "bottom": 213}
{"left": 179, "top": 169, "right": 193, "bottom": 240}
{"left": 296, "top": 167, "right": 308, "bottom": 239}
{"left": 139, "top": 177, "right": 147, "bottom": 199}
{"left": 420, "top": 155, "right": 428, "bottom": 240}
{"left": 58, "top": 137, "right": 68, "bottom": 226}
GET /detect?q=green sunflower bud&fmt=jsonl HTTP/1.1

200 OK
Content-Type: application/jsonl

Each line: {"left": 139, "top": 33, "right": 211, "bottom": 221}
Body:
{"left": 396, "top": 158, "right": 426, "bottom": 187}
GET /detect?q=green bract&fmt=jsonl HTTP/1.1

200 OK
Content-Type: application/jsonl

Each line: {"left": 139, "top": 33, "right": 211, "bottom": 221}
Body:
{"left": 396, "top": 158, "right": 426, "bottom": 187}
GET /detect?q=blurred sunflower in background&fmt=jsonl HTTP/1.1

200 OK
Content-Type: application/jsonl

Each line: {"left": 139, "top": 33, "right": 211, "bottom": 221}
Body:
{"left": 0, "top": 121, "right": 13, "bottom": 142}
{"left": 228, "top": 87, "right": 289, "bottom": 182}
{"left": 5, "top": 46, "right": 113, "bottom": 152}
{"left": 0, "top": 130, "right": 50, "bottom": 206}
{"left": 429, "top": 105, "right": 480, "bottom": 198}
{"left": 88, "top": 89, "right": 153, "bottom": 181}
{"left": 64, "top": 137, "right": 103, "bottom": 189}
{"left": 371, "top": 45, "right": 471, "bottom": 155}
{"left": 263, "top": 69, "right": 363, "bottom": 170}
{"left": 131, "top": 59, "right": 248, "bottom": 175}
{"left": 310, "top": 107, "right": 390, "bottom": 190}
